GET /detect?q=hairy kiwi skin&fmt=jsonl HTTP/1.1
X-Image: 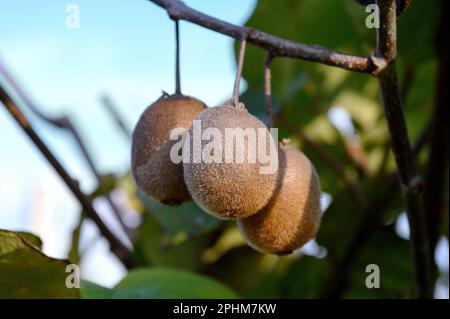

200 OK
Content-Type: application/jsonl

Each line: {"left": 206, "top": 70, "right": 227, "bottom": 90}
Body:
{"left": 237, "top": 144, "right": 321, "bottom": 255}
{"left": 183, "top": 105, "right": 278, "bottom": 219}
{"left": 131, "top": 95, "right": 206, "bottom": 205}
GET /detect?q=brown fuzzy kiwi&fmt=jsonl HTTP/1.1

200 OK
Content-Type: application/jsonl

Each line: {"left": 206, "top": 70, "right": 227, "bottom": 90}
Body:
{"left": 131, "top": 94, "right": 206, "bottom": 205}
{"left": 183, "top": 104, "right": 279, "bottom": 219}
{"left": 237, "top": 142, "right": 322, "bottom": 255}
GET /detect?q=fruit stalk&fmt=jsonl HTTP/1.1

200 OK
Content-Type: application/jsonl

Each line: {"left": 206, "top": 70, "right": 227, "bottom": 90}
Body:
{"left": 149, "top": 0, "right": 375, "bottom": 73}
{"left": 264, "top": 53, "right": 273, "bottom": 128}
{"left": 232, "top": 39, "right": 246, "bottom": 107}
{"left": 174, "top": 19, "right": 181, "bottom": 95}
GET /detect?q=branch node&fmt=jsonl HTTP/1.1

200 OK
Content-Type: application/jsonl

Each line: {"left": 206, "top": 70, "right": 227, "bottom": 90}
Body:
{"left": 232, "top": 39, "right": 247, "bottom": 107}
{"left": 264, "top": 52, "right": 274, "bottom": 128}
{"left": 369, "top": 52, "right": 388, "bottom": 76}
{"left": 149, "top": 0, "right": 372, "bottom": 73}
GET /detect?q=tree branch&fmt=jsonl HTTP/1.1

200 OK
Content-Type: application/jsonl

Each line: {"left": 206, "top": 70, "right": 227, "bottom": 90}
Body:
{"left": 375, "top": 0, "right": 433, "bottom": 298}
{"left": 149, "top": 0, "right": 375, "bottom": 73}
{"left": 0, "top": 84, "right": 136, "bottom": 269}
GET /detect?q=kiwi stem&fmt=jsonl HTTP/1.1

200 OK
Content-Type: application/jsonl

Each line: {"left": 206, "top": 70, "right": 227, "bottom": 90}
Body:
{"left": 264, "top": 53, "right": 273, "bottom": 128}
{"left": 232, "top": 39, "right": 247, "bottom": 107}
{"left": 174, "top": 19, "right": 182, "bottom": 96}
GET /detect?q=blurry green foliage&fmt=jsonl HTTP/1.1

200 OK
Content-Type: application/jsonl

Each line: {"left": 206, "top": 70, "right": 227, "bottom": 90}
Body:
{"left": 81, "top": 268, "right": 239, "bottom": 299}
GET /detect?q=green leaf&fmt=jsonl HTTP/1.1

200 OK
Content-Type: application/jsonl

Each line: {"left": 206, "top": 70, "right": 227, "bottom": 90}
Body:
{"left": 116, "top": 268, "right": 239, "bottom": 298}
{"left": 203, "top": 245, "right": 269, "bottom": 296}
{"left": 133, "top": 212, "right": 213, "bottom": 270}
{"left": 241, "top": 0, "right": 366, "bottom": 102}
{"left": 403, "top": 60, "right": 436, "bottom": 140}
{"left": 397, "top": 1, "right": 440, "bottom": 64}
{"left": 0, "top": 229, "right": 79, "bottom": 298}
{"left": 239, "top": 87, "right": 282, "bottom": 123}
{"left": 16, "top": 231, "right": 43, "bottom": 250}
{"left": 245, "top": 257, "right": 295, "bottom": 298}
{"left": 68, "top": 215, "right": 84, "bottom": 264}
{"left": 80, "top": 280, "right": 113, "bottom": 299}
{"left": 83, "top": 268, "right": 239, "bottom": 299}
{"left": 139, "top": 191, "right": 222, "bottom": 244}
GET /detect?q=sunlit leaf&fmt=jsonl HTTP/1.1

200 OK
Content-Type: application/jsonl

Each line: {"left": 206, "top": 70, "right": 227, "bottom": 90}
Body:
{"left": 82, "top": 268, "right": 239, "bottom": 299}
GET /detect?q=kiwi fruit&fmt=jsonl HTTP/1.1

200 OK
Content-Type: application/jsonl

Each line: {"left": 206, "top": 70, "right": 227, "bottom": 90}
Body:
{"left": 183, "top": 104, "right": 278, "bottom": 219}
{"left": 131, "top": 94, "right": 206, "bottom": 205}
{"left": 237, "top": 142, "right": 321, "bottom": 255}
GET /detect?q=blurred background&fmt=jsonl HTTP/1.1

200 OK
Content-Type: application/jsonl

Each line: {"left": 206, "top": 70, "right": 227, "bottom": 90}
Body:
{"left": 0, "top": 0, "right": 448, "bottom": 298}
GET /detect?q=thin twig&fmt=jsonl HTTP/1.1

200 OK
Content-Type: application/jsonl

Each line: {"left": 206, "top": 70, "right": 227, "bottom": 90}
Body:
{"left": 174, "top": 19, "right": 182, "bottom": 95}
{"left": 0, "top": 84, "right": 135, "bottom": 269}
{"left": 232, "top": 39, "right": 246, "bottom": 107}
{"left": 149, "top": 0, "right": 375, "bottom": 73}
{"left": 374, "top": 0, "right": 432, "bottom": 298}
{"left": 264, "top": 53, "right": 273, "bottom": 128}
